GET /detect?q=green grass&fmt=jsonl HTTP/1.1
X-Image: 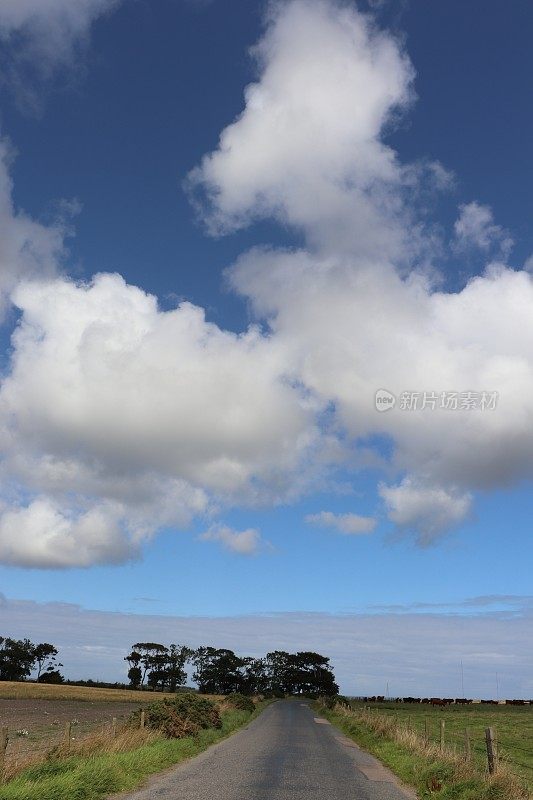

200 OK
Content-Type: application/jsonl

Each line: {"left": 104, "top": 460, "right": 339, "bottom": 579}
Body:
{"left": 318, "top": 702, "right": 531, "bottom": 800}
{"left": 0, "top": 705, "right": 267, "bottom": 800}
{"left": 351, "top": 701, "right": 533, "bottom": 788}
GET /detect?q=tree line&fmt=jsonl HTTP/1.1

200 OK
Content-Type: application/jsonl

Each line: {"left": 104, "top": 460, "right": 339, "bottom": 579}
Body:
{"left": 0, "top": 635, "right": 339, "bottom": 697}
{"left": 0, "top": 637, "right": 63, "bottom": 683}
{"left": 125, "top": 643, "right": 339, "bottom": 696}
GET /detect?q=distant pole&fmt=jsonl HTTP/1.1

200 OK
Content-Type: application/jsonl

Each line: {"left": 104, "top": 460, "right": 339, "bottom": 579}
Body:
{"left": 386, "top": 681, "right": 389, "bottom": 699}
{"left": 496, "top": 673, "right": 499, "bottom": 702}
{"left": 424, "top": 717, "right": 429, "bottom": 745}
{"left": 140, "top": 710, "right": 145, "bottom": 730}
{"left": 461, "top": 660, "right": 464, "bottom": 697}
{"left": 0, "top": 728, "right": 8, "bottom": 785}
{"left": 440, "top": 720, "right": 445, "bottom": 752}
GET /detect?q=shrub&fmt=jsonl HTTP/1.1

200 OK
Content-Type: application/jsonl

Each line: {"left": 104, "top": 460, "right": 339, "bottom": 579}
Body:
{"left": 131, "top": 694, "right": 222, "bottom": 739}
{"left": 38, "top": 670, "right": 64, "bottom": 684}
{"left": 225, "top": 693, "right": 255, "bottom": 713}
{"left": 320, "top": 695, "right": 339, "bottom": 709}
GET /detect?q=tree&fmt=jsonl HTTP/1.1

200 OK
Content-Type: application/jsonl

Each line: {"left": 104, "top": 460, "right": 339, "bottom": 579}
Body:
{"left": 264, "top": 650, "right": 292, "bottom": 693}
{"left": 0, "top": 637, "right": 36, "bottom": 681}
{"left": 263, "top": 649, "right": 338, "bottom": 696}
{"left": 242, "top": 658, "right": 269, "bottom": 695}
{"left": 166, "top": 644, "right": 193, "bottom": 692}
{"left": 127, "top": 666, "right": 142, "bottom": 689}
{"left": 192, "top": 648, "right": 247, "bottom": 694}
{"left": 125, "top": 648, "right": 142, "bottom": 688}
{"left": 126, "top": 643, "right": 168, "bottom": 689}
{"left": 289, "top": 651, "right": 338, "bottom": 695}
{"left": 33, "top": 643, "right": 62, "bottom": 680}
{"left": 123, "top": 643, "right": 338, "bottom": 697}
{"left": 125, "top": 643, "right": 193, "bottom": 691}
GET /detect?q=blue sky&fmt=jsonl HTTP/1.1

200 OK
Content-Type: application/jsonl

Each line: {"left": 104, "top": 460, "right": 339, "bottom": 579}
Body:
{"left": 0, "top": 0, "right": 532, "bottom": 696}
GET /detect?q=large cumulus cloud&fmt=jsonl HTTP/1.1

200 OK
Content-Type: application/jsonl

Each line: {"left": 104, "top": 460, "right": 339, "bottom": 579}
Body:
{"left": 1, "top": 0, "right": 533, "bottom": 565}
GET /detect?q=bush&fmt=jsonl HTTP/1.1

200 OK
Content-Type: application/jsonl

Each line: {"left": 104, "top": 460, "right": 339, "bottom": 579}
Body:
{"left": 37, "top": 670, "right": 64, "bottom": 684}
{"left": 131, "top": 694, "right": 222, "bottom": 739}
{"left": 320, "top": 695, "right": 339, "bottom": 709}
{"left": 225, "top": 693, "right": 255, "bottom": 713}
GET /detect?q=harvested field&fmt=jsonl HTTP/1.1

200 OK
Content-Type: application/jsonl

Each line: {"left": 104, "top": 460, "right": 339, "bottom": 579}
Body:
{"left": 0, "top": 682, "right": 175, "bottom": 769}
{"left": 0, "top": 698, "right": 142, "bottom": 762}
{"left": 0, "top": 681, "right": 175, "bottom": 703}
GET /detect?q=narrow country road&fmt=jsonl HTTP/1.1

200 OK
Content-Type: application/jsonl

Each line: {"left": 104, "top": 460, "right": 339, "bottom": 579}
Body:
{"left": 114, "top": 700, "right": 415, "bottom": 800}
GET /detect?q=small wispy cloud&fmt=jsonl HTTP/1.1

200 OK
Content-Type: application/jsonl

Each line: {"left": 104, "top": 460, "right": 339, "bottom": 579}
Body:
{"left": 305, "top": 511, "right": 376, "bottom": 535}
{"left": 453, "top": 201, "right": 513, "bottom": 258}
{"left": 199, "top": 524, "right": 268, "bottom": 555}
{"left": 0, "top": 0, "right": 123, "bottom": 112}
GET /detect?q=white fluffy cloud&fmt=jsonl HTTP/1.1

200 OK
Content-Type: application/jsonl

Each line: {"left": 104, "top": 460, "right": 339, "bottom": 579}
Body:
{"left": 0, "top": 498, "right": 134, "bottom": 568}
{"left": 379, "top": 480, "right": 472, "bottom": 546}
{"left": 188, "top": 0, "right": 419, "bottom": 261}
{"left": 0, "top": 272, "right": 316, "bottom": 566}
{"left": 454, "top": 201, "right": 513, "bottom": 257}
{"left": 197, "top": 0, "right": 533, "bottom": 543}
{"left": 1, "top": 0, "right": 533, "bottom": 565}
{"left": 199, "top": 524, "right": 266, "bottom": 555}
{"left": 306, "top": 511, "right": 376, "bottom": 535}
{"left": 230, "top": 249, "right": 533, "bottom": 507}
{"left": 3, "top": 273, "right": 312, "bottom": 494}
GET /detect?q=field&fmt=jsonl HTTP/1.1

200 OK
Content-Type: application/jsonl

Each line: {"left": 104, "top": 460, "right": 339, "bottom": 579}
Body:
{"left": 350, "top": 700, "right": 533, "bottom": 788}
{"left": 0, "top": 682, "right": 267, "bottom": 800}
{"left": 0, "top": 682, "right": 180, "bottom": 769}
{"left": 0, "top": 682, "right": 177, "bottom": 703}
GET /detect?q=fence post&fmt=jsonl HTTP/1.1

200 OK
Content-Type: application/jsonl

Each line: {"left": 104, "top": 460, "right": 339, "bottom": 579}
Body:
{"left": 464, "top": 727, "right": 471, "bottom": 761}
{"left": 112, "top": 718, "right": 117, "bottom": 738}
{"left": 64, "top": 721, "right": 72, "bottom": 751}
{"left": 485, "top": 727, "right": 497, "bottom": 774}
{"left": 440, "top": 720, "right": 445, "bottom": 752}
{"left": 140, "top": 710, "right": 145, "bottom": 730}
{"left": 0, "top": 728, "right": 8, "bottom": 785}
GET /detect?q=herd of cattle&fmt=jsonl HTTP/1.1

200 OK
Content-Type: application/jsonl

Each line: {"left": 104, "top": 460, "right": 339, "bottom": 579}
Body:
{"left": 360, "top": 696, "right": 531, "bottom": 706}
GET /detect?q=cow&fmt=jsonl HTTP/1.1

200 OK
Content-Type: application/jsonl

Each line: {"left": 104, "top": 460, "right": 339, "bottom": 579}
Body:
{"left": 430, "top": 698, "right": 449, "bottom": 706}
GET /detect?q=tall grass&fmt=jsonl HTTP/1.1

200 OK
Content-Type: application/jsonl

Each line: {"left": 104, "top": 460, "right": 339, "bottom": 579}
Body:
{"left": 319, "top": 702, "right": 531, "bottom": 800}
{"left": 0, "top": 705, "right": 265, "bottom": 800}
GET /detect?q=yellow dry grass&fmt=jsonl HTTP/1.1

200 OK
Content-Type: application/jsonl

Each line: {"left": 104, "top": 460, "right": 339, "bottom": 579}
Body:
{"left": 0, "top": 682, "right": 177, "bottom": 703}
{"left": 332, "top": 703, "right": 531, "bottom": 800}
{"left": 3, "top": 724, "right": 161, "bottom": 782}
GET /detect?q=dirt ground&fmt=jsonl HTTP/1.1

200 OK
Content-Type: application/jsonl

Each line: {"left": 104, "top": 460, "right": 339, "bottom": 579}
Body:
{"left": 0, "top": 698, "right": 142, "bottom": 759}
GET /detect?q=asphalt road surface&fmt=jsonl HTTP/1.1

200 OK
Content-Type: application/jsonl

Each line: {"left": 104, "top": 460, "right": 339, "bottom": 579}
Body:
{"left": 115, "top": 700, "right": 415, "bottom": 800}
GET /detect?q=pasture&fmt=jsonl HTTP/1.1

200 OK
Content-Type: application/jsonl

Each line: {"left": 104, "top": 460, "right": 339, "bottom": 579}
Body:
{"left": 349, "top": 700, "right": 533, "bottom": 788}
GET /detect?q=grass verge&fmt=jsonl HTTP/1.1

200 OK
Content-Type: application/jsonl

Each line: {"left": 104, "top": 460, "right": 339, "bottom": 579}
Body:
{"left": 0, "top": 703, "right": 269, "bottom": 800}
{"left": 317, "top": 702, "right": 531, "bottom": 800}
